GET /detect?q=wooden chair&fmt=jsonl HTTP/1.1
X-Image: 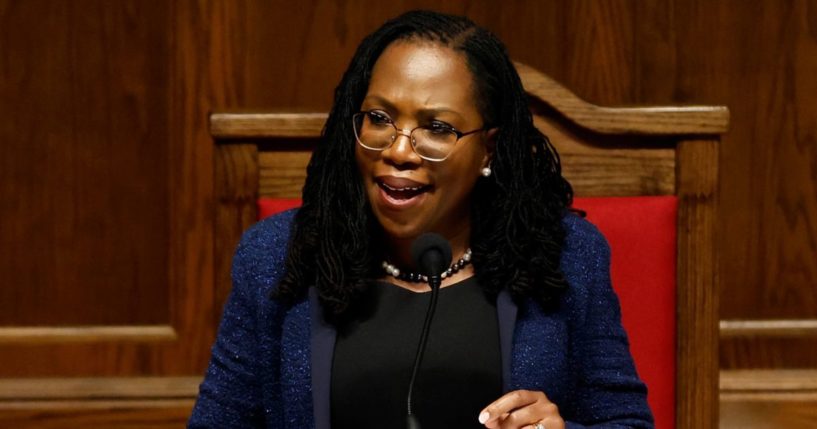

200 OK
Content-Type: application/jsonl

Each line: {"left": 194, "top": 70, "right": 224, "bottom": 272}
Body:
{"left": 209, "top": 62, "right": 728, "bottom": 429}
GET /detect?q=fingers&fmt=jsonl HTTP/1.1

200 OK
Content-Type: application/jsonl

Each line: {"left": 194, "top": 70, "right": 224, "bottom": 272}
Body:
{"left": 497, "top": 402, "right": 559, "bottom": 429}
{"left": 520, "top": 415, "right": 564, "bottom": 429}
{"left": 479, "top": 390, "right": 544, "bottom": 427}
{"left": 479, "top": 390, "right": 535, "bottom": 426}
{"left": 479, "top": 390, "right": 564, "bottom": 429}
{"left": 542, "top": 415, "right": 565, "bottom": 429}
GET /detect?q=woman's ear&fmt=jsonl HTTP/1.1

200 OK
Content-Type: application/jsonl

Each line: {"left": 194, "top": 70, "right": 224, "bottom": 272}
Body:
{"left": 481, "top": 127, "right": 499, "bottom": 168}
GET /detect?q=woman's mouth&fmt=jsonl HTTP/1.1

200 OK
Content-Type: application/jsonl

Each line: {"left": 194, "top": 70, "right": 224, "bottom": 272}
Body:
{"left": 375, "top": 177, "right": 431, "bottom": 209}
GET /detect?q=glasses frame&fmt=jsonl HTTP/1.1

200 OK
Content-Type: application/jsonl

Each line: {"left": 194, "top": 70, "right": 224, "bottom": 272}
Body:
{"left": 352, "top": 111, "right": 486, "bottom": 162}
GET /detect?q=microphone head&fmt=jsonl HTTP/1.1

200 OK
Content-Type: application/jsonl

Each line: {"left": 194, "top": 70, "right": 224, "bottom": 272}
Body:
{"left": 410, "top": 233, "right": 453, "bottom": 277}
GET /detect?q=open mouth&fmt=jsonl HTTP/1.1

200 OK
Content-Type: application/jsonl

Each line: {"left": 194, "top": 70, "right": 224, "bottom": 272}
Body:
{"left": 377, "top": 181, "right": 431, "bottom": 200}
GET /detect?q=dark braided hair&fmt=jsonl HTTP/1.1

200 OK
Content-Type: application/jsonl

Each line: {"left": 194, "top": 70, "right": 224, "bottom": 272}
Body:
{"left": 274, "top": 10, "right": 573, "bottom": 320}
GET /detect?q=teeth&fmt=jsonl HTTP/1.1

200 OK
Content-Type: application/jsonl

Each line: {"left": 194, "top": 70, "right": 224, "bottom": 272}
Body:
{"left": 381, "top": 183, "right": 424, "bottom": 192}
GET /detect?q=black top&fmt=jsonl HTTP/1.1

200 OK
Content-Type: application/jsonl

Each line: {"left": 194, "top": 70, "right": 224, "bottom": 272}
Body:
{"left": 330, "top": 276, "right": 502, "bottom": 429}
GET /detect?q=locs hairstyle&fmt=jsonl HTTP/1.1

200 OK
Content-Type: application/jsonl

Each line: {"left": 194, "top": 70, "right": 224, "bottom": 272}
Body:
{"left": 274, "top": 10, "right": 573, "bottom": 320}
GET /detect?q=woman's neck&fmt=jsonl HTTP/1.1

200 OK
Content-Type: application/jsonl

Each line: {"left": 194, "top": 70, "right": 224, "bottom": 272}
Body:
{"left": 380, "top": 222, "right": 473, "bottom": 292}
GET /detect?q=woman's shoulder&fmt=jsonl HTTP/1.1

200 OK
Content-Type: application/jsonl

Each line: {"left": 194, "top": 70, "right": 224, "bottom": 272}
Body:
{"left": 520, "top": 214, "right": 616, "bottom": 338}
{"left": 237, "top": 209, "right": 298, "bottom": 254}
{"left": 561, "top": 211, "right": 611, "bottom": 267}
{"left": 557, "top": 212, "right": 613, "bottom": 309}
{"left": 230, "top": 209, "right": 298, "bottom": 294}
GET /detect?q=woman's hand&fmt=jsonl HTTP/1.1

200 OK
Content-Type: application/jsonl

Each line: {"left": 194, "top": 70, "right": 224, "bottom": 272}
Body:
{"left": 478, "top": 390, "right": 565, "bottom": 429}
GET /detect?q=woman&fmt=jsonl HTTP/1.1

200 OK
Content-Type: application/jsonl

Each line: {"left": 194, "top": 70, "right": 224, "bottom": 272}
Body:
{"left": 190, "top": 10, "right": 653, "bottom": 429}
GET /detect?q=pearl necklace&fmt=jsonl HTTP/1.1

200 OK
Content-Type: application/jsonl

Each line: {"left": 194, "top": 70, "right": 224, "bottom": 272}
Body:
{"left": 382, "top": 248, "right": 473, "bottom": 283}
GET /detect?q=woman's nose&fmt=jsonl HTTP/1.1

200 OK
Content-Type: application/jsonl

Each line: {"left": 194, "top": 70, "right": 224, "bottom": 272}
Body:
{"left": 382, "top": 132, "right": 422, "bottom": 166}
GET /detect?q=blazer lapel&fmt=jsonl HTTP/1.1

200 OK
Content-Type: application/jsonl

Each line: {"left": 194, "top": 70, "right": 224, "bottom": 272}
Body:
{"left": 309, "top": 287, "right": 337, "bottom": 429}
{"left": 496, "top": 289, "right": 518, "bottom": 392}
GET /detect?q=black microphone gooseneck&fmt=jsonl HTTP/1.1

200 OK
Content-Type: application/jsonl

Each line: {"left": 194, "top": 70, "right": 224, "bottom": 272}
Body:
{"left": 406, "top": 233, "right": 452, "bottom": 429}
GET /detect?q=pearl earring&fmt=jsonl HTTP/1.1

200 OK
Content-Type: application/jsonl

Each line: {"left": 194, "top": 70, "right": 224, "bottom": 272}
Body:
{"left": 481, "top": 166, "right": 492, "bottom": 177}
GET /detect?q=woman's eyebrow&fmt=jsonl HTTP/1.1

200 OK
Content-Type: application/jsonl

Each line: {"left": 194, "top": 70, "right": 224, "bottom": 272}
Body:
{"left": 417, "top": 107, "right": 465, "bottom": 121}
{"left": 362, "top": 95, "right": 466, "bottom": 120}
{"left": 361, "top": 95, "right": 396, "bottom": 111}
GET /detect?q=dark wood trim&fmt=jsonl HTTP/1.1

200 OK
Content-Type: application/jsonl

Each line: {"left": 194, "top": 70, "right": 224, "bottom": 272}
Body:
{"left": 721, "top": 369, "right": 817, "bottom": 400}
{"left": 515, "top": 62, "right": 729, "bottom": 135}
{"left": 676, "top": 139, "right": 720, "bottom": 429}
{"left": 211, "top": 112, "right": 326, "bottom": 138}
{"left": 0, "top": 377, "right": 200, "bottom": 401}
{"left": 720, "top": 319, "right": 817, "bottom": 338}
{"left": 0, "top": 326, "right": 178, "bottom": 344}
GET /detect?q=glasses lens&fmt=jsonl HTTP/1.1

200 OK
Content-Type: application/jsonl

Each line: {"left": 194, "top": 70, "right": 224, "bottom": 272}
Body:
{"left": 354, "top": 112, "right": 393, "bottom": 150}
{"left": 413, "top": 128, "right": 458, "bottom": 161}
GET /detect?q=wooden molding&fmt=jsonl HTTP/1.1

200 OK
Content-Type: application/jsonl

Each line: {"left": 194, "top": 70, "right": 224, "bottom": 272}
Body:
{"left": 0, "top": 377, "right": 198, "bottom": 429}
{"left": 515, "top": 62, "right": 730, "bottom": 135}
{"left": 0, "top": 326, "right": 178, "bottom": 344}
{"left": 721, "top": 369, "right": 817, "bottom": 402}
{"left": 720, "top": 319, "right": 817, "bottom": 338}
{"left": 209, "top": 106, "right": 730, "bottom": 141}
{"left": 720, "top": 370, "right": 817, "bottom": 429}
{"left": 0, "top": 377, "right": 200, "bottom": 401}
{"left": 211, "top": 112, "right": 326, "bottom": 138}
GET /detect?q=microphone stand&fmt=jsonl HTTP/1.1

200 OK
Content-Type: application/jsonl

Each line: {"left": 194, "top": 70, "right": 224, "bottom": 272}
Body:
{"left": 406, "top": 274, "right": 442, "bottom": 429}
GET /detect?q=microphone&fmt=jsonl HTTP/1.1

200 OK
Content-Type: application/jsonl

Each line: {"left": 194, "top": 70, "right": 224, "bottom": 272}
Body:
{"left": 406, "top": 233, "right": 452, "bottom": 429}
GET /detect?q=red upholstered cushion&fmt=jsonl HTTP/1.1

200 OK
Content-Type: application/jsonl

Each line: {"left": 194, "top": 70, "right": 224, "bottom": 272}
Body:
{"left": 256, "top": 196, "right": 677, "bottom": 428}
{"left": 257, "top": 198, "right": 303, "bottom": 219}
{"left": 574, "top": 196, "right": 677, "bottom": 429}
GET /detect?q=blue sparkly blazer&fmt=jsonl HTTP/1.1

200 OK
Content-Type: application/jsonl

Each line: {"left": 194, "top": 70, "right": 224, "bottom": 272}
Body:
{"left": 189, "top": 210, "right": 654, "bottom": 428}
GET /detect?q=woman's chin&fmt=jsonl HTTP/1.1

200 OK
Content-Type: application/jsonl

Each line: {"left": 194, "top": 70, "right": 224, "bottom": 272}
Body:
{"left": 374, "top": 217, "right": 428, "bottom": 242}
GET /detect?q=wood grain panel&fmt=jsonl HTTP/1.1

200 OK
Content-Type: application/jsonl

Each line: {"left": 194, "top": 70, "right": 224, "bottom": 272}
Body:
{"left": 721, "top": 337, "right": 817, "bottom": 368}
{"left": 0, "top": 0, "right": 223, "bottom": 378}
{"left": 258, "top": 150, "right": 312, "bottom": 198}
{"left": 688, "top": 0, "right": 817, "bottom": 369}
{"left": 0, "top": 0, "right": 170, "bottom": 326}
{"left": 710, "top": 0, "right": 817, "bottom": 323}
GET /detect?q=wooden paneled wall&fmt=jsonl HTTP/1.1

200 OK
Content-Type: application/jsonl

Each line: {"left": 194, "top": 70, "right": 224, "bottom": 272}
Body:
{"left": 1, "top": 0, "right": 816, "bottom": 427}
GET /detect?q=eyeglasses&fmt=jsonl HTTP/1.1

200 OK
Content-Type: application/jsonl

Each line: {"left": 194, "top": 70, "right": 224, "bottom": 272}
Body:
{"left": 352, "top": 110, "right": 486, "bottom": 162}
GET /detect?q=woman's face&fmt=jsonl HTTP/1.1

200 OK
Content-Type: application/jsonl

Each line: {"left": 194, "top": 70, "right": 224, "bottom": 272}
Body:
{"left": 355, "top": 40, "right": 494, "bottom": 243}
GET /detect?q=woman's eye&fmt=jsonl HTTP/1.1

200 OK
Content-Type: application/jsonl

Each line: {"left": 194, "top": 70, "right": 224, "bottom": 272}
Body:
{"left": 428, "top": 121, "right": 455, "bottom": 134}
{"left": 367, "top": 111, "right": 392, "bottom": 125}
